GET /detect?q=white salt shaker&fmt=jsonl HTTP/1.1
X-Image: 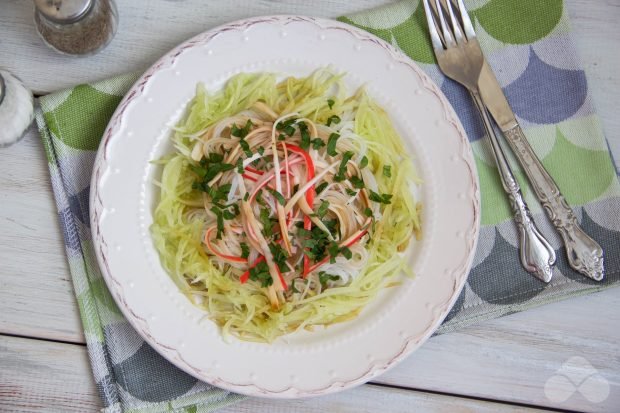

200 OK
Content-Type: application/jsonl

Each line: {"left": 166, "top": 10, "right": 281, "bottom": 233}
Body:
{"left": 0, "top": 70, "right": 34, "bottom": 147}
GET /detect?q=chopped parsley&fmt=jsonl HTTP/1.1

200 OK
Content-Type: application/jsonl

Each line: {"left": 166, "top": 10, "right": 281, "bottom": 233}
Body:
{"left": 349, "top": 175, "right": 365, "bottom": 189}
{"left": 207, "top": 183, "right": 231, "bottom": 204}
{"left": 364, "top": 207, "right": 373, "bottom": 217}
{"left": 345, "top": 188, "right": 357, "bottom": 196}
{"left": 269, "top": 242, "right": 289, "bottom": 273}
{"left": 316, "top": 200, "right": 330, "bottom": 218}
{"left": 236, "top": 158, "right": 244, "bottom": 173}
{"left": 340, "top": 246, "right": 353, "bottom": 260}
{"left": 319, "top": 271, "right": 339, "bottom": 287}
{"left": 311, "top": 138, "right": 325, "bottom": 149}
{"left": 368, "top": 190, "right": 393, "bottom": 204}
{"left": 360, "top": 156, "right": 368, "bottom": 169}
{"left": 259, "top": 208, "right": 274, "bottom": 237}
{"left": 267, "top": 188, "right": 286, "bottom": 206}
{"left": 231, "top": 120, "right": 254, "bottom": 156}
{"left": 249, "top": 261, "right": 272, "bottom": 287}
{"left": 327, "top": 99, "right": 335, "bottom": 109}
{"left": 327, "top": 241, "right": 340, "bottom": 263}
{"left": 299, "top": 122, "right": 311, "bottom": 150}
{"left": 326, "top": 115, "right": 341, "bottom": 127}
{"left": 190, "top": 155, "right": 234, "bottom": 186}
{"left": 315, "top": 182, "right": 328, "bottom": 194}
{"left": 231, "top": 119, "right": 253, "bottom": 139}
{"left": 298, "top": 219, "right": 338, "bottom": 262}
{"left": 240, "top": 243, "right": 250, "bottom": 259}
{"left": 209, "top": 206, "right": 225, "bottom": 239}
{"left": 326, "top": 133, "right": 340, "bottom": 156}
{"left": 383, "top": 165, "right": 392, "bottom": 178}
{"left": 334, "top": 151, "right": 354, "bottom": 182}
{"left": 276, "top": 118, "right": 297, "bottom": 133}
{"left": 238, "top": 138, "right": 252, "bottom": 157}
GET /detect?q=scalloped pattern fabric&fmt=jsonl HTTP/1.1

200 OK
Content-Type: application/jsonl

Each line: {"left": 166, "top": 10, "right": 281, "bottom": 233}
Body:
{"left": 35, "top": 1, "right": 619, "bottom": 411}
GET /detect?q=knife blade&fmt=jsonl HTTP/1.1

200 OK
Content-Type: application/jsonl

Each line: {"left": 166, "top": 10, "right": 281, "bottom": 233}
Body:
{"left": 476, "top": 60, "right": 605, "bottom": 281}
{"left": 478, "top": 62, "right": 517, "bottom": 131}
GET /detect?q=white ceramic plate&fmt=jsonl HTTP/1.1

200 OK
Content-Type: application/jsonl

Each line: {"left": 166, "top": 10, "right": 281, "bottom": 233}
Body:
{"left": 91, "top": 15, "right": 480, "bottom": 398}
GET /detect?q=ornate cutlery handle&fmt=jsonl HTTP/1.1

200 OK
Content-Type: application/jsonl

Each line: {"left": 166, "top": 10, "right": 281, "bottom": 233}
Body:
{"left": 503, "top": 125, "right": 604, "bottom": 281}
{"left": 471, "top": 92, "right": 556, "bottom": 282}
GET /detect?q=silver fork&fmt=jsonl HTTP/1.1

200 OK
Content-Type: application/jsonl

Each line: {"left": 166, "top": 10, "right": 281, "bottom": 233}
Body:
{"left": 422, "top": 0, "right": 556, "bottom": 282}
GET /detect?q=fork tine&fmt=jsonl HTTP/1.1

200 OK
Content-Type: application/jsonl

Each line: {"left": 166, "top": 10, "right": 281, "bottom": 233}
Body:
{"left": 444, "top": 0, "right": 465, "bottom": 43}
{"left": 434, "top": 0, "right": 456, "bottom": 47}
{"left": 456, "top": 0, "right": 476, "bottom": 39}
{"left": 422, "top": 0, "right": 445, "bottom": 50}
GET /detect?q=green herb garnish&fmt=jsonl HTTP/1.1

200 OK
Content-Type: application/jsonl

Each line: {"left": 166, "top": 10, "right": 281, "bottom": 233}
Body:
{"left": 315, "top": 182, "right": 328, "bottom": 194}
{"left": 340, "top": 246, "right": 353, "bottom": 260}
{"left": 259, "top": 208, "right": 274, "bottom": 237}
{"left": 231, "top": 119, "right": 253, "bottom": 139}
{"left": 267, "top": 188, "right": 286, "bottom": 206}
{"left": 316, "top": 200, "right": 330, "bottom": 218}
{"left": 238, "top": 139, "right": 252, "bottom": 157}
{"left": 368, "top": 190, "right": 393, "bottom": 204}
{"left": 269, "top": 243, "right": 289, "bottom": 273}
{"left": 327, "top": 133, "right": 340, "bottom": 156}
{"left": 349, "top": 175, "right": 365, "bottom": 189}
{"left": 326, "top": 115, "right": 341, "bottom": 127}
{"left": 360, "top": 156, "right": 368, "bottom": 169}
{"left": 210, "top": 207, "right": 224, "bottom": 239}
{"left": 240, "top": 243, "right": 250, "bottom": 259}
{"left": 299, "top": 122, "right": 311, "bottom": 150}
{"left": 334, "top": 151, "right": 354, "bottom": 182}
{"left": 249, "top": 261, "right": 272, "bottom": 287}
{"left": 383, "top": 165, "right": 392, "bottom": 178}
{"left": 319, "top": 271, "right": 339, "bottom": 287}
{"left": 311, "top": 138, "right": 325, "bottom": 149}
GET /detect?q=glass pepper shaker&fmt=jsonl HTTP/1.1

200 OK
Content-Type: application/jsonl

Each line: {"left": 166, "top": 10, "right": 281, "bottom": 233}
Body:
{"left": 34, "top": 0, "right": 118, "bottom": 56}
{"left": 0, "top": 70, "right": 34, "bottom": 147}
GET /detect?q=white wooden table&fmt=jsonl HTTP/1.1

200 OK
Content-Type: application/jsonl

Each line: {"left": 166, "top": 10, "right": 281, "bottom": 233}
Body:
{"left": 1, "top": 1, "right": 619, "bottom": 412}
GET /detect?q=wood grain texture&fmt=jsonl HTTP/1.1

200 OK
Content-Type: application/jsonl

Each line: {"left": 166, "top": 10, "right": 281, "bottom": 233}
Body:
{"left": 381, "top": 289, "right": 620, "bottom": 412}
{"left": 0, "top": 0, "right": 395, "bottom": 94}
{"left": 219, "top": 384, "right": 547, "bottom": 413}
{"left": 0, "top": 335, "right": 549, "bottom": 413}
{"left": 0, "top": 126, "right": 84, "bottom": 344}
{"left": 565, "top": 0, "right": 620, "bottom": 163}
{"left": 0, "top": 336, "right": 100, "bottom": 413}
{"left": 0, "top": 0, "right": 619, "bottom": 412}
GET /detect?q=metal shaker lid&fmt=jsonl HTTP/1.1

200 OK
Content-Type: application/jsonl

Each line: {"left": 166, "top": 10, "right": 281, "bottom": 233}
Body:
{"left": 34, "top": 0, "right": 93, "bottom": 24}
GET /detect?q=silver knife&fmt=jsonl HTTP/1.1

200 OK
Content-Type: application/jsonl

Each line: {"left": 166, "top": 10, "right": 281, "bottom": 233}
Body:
{"left": 478, "top": 62, "right": 604, "bottom": 281}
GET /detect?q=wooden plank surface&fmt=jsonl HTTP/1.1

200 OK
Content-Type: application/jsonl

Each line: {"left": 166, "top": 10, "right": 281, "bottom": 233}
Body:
{"left": 1, "top": 0, "right": 619, "bottom": 412}
{"left": 0, "top": 335, "right": 549, "bottom": 413}
{"left": 0, "top": 126, "right": 84, "bottom": 344}
{"left": 383, "top": 288, "right": 620, "bottom": 412}
{"left": 0, "top": 336, "right": 101, "bottom": 413}
{"left": 0, "top": 0, "right": 395, "bottom": 94}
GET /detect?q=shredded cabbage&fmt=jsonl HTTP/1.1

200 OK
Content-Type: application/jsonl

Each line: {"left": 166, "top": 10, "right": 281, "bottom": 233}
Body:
{"left": 151, "top": 69, "right": 422, "bottom": 342}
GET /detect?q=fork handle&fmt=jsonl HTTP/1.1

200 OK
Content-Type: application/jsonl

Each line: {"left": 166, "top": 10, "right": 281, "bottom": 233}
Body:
{"left": 470, "top": 91, "right": 556, "bottom": 282}
{"left": 501, "top": 124, "right": 605, "bottom": 281}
